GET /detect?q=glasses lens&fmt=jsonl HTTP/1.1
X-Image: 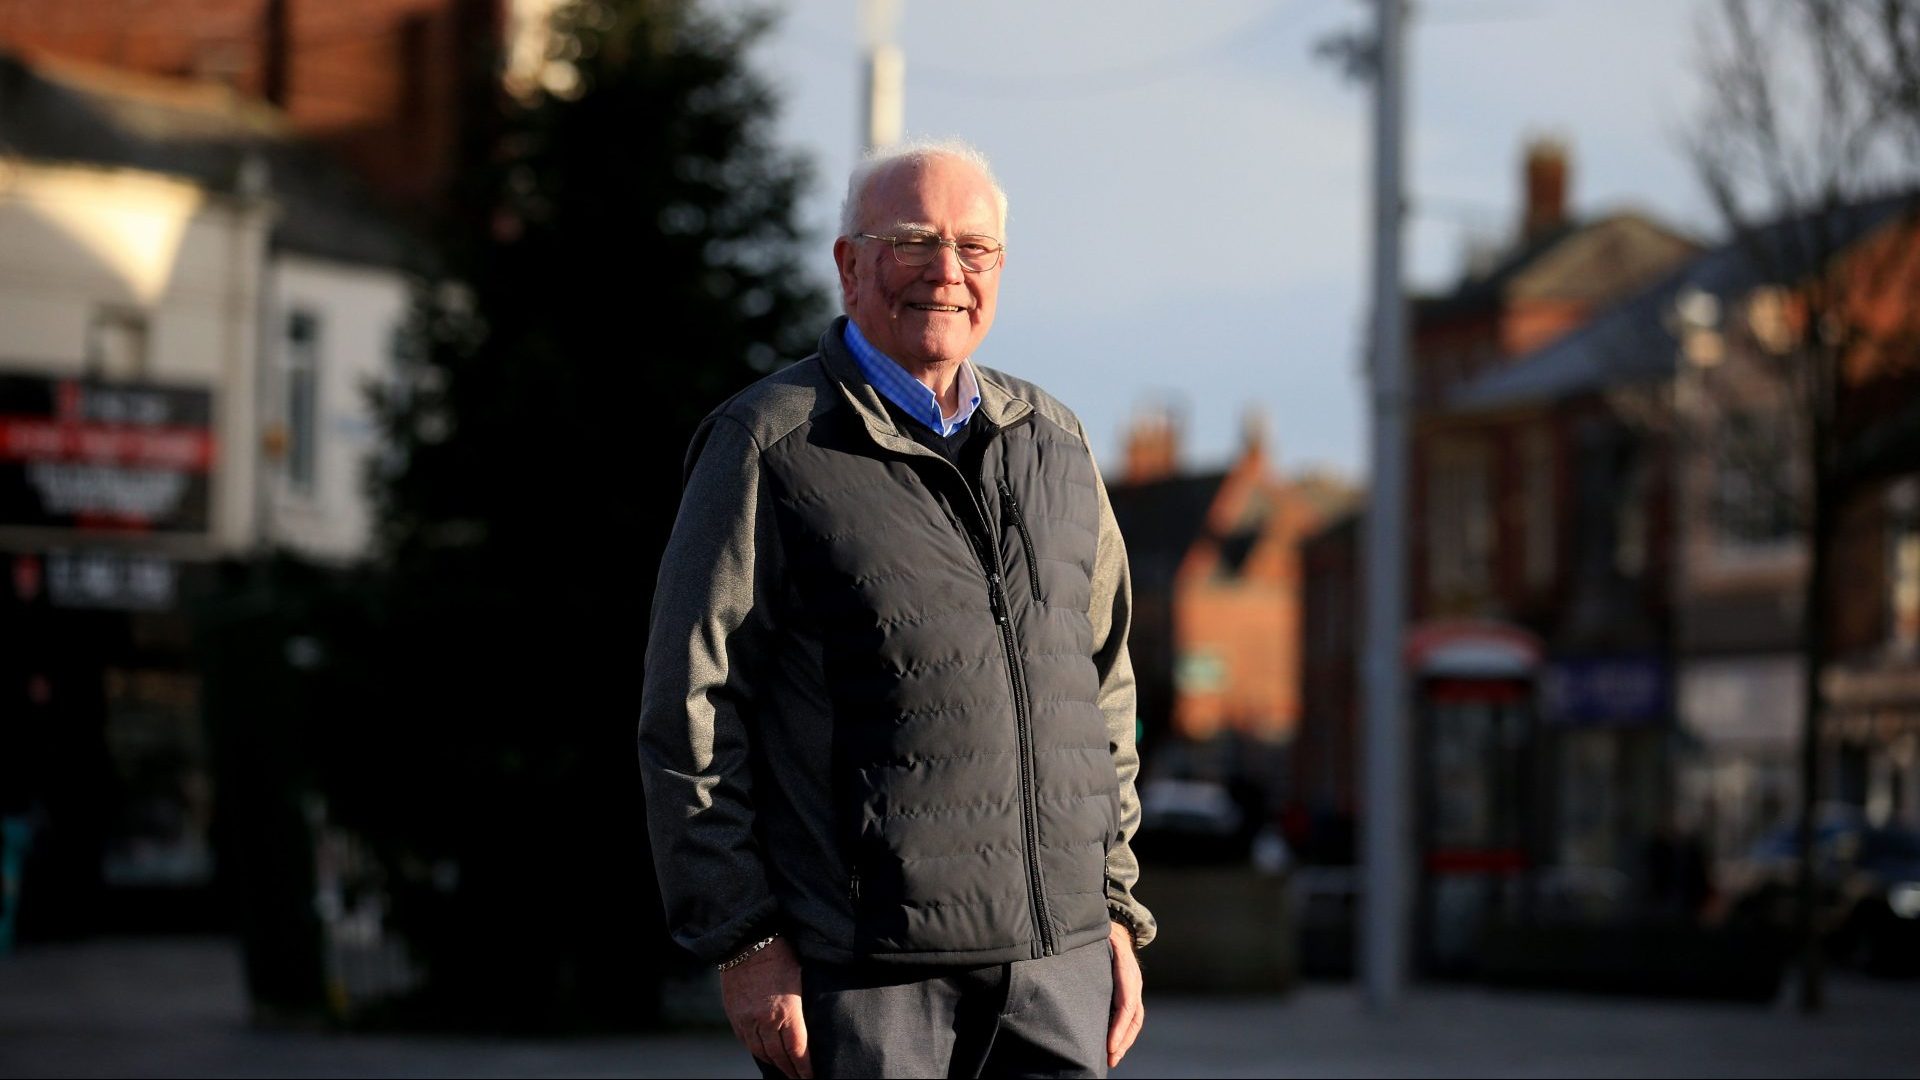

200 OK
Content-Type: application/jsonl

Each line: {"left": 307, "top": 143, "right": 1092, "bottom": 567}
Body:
{"left": 955, "top": 236, "right": 1002, "bottom": 272}
{"left": 890, "top": 237, "right": 939, "bottom": 266}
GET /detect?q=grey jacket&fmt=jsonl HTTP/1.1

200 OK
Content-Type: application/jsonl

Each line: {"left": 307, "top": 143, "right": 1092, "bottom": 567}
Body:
{"left": 639, "top": 319, "right": 1155, "bottom": 968}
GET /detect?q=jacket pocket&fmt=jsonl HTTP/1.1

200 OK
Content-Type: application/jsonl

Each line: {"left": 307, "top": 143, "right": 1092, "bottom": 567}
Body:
{"left": 997, "top": 478, "right": 1044, "bottom": 603}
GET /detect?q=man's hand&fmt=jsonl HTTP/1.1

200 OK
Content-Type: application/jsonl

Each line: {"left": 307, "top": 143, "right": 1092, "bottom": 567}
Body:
{"left": 719, "top": 936, "right": 811, "bottom": 1079}
{"left": 1107, "top": 920, "right": 1144, "bottom": 1068}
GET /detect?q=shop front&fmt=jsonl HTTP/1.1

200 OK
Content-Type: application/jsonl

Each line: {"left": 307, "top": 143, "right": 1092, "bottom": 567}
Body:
{"left": 0, "top": 374, "right": 222, "bottom": 940}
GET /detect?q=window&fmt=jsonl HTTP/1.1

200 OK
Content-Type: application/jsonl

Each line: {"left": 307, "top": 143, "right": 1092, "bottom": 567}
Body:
{"left": 285, "top": 310, "right": 321, "bottom": 493}
{"left": 1710, "top": 410, "right": 1799, "bottom": 554}
{"left": 1426, "top": 440, "right": 1493, "bottom": 600}
{"left": 1175, "top": 650, "right": 1226, "bottom": 693}
{"left": 1890, "top": 479, "right": 1920, "bottom": 650}
{"left": 1521, "top": 427, "right": 1556, "bottom": 587}
{"left": 1615, "top": 452, "right": 1649, "bottom": 579}
{"left": 88, "top": 308, "right": 148, "bottom": 381}
{"left": 1311, "top": 566, "right": 1348, "bottom": 663}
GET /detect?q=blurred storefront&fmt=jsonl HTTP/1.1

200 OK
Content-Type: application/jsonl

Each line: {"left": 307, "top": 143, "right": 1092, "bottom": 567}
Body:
{"left": 1823, "top": 452, "right": 1920, "bottom": 832}
{"left": 0, "top": 378, "right": 227, "bottom": 933}
{"left": 0, "top": 52, "right": 412, "bottom": 939}
{"left": 1540, "top": 652, "right": 1672, "bottom": 881}
{"left": 1294, "top": 140, "right": 1920, "bottom": 984}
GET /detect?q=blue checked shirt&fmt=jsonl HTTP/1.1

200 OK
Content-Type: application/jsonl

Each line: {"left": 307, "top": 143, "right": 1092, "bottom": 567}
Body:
{"left": 843, "top": 320, "right": 981, "bottom": 437}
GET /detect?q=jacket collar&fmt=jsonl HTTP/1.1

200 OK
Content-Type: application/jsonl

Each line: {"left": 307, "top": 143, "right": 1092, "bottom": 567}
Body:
{"left": 818, "top": 316, "right": 1032, "bottom": 453}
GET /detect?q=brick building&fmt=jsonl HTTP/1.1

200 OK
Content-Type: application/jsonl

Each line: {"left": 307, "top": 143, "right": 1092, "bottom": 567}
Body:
{"left": 1292, "top": 508, "right": 1360, "bottom": 861}
{"left": 0, "top": 0, "right": 510, "bottom": 211}
{"left": 1298, "top": 150, "right": 1920, "bottom": 972}
{"left": 1294, "top": 141, "right": 1697, "bottom": 879}
{"left": 1108, "top": 410, "right": 1352, "bottom": 801}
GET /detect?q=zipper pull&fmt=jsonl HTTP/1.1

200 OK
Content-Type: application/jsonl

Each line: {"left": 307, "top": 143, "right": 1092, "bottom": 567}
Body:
{"left": 988, "top": 573, "right": 1007, "bottom": 622}
{"left": 998, "top": 479, "right": 1044, "bottom": 603}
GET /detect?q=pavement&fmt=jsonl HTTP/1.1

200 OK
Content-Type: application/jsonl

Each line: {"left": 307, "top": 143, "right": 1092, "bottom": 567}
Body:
{"left": 1, "top": 936, "right": 1917, "bottom": 1078}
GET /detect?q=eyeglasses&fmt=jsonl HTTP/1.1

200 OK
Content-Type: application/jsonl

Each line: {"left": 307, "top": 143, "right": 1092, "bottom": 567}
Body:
{"left": 857, "top": 232, "right": 1005, "bottom": 273}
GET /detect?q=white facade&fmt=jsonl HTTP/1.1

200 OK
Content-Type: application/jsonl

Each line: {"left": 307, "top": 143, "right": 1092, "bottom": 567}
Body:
{"left": 262, "top": 254, "right": 410, "bottom": 562}
{"left": 0, "top": 161, "right": 268, "bottom": 555}
{"left": 0, "top": 158, "right": 405, "bottom": 564}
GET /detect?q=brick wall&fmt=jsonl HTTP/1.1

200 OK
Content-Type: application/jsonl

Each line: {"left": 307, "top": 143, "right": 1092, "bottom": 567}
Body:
{"left": 0, "top": 0, "right": 498, "bottom": 210}
{"left": 1296, "top": 513, "right": 1358, "bottom": 818}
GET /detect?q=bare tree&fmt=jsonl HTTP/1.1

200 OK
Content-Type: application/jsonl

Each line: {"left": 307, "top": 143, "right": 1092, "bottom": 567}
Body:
{"left": 1687, "top": 0, "right": 1920, "bottom": 1013}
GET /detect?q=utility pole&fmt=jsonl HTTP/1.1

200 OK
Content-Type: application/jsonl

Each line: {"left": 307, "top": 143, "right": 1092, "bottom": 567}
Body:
{"left": 1359, "top": 0, "right": 1411, "bottom": 1013}
{"left": 861, "top": 0, "right": 903, "bottom": 152}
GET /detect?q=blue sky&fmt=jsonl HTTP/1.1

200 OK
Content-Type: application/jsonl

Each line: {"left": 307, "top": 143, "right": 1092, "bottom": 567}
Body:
{"left": 733, "top": 0, "right": 1721, "bottom": 477}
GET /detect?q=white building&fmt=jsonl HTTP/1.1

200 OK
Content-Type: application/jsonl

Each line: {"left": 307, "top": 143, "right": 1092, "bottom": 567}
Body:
{"left": 0, "top": 52, "right": 415, "bottom": 913}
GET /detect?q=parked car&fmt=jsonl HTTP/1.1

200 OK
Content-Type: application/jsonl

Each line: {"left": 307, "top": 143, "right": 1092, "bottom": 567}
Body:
{"left": 1722, "top": 809, "right": 1920, "bottom": 975}
{"left": 1132, "top": 779, "right": 1249, "bottom": 865}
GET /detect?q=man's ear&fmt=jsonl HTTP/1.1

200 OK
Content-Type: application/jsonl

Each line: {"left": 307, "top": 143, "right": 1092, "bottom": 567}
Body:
{"left": 832, "top": 236, "right": 859, "bottom": 309}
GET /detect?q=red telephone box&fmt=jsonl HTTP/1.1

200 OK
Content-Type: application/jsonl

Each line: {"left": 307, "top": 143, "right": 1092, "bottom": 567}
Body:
{"left": 1406, "top": 619, "right": 1544, "bottom": 974}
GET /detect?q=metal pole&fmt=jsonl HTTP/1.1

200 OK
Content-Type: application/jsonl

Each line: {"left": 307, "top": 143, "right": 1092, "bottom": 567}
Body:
{"left": 1360, "top": 0, "right": 1410, "bottom": 1013}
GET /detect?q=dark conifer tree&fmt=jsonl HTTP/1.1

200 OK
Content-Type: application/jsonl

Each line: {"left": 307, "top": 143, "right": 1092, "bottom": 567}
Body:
{"left": 324, "top": 0, "right": 826, "bottom": 1028}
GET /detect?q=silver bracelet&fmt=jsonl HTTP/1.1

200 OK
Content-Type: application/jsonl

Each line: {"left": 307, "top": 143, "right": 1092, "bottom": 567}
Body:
{"left": 717, "top": 933, "right": 780, "bottom": 972}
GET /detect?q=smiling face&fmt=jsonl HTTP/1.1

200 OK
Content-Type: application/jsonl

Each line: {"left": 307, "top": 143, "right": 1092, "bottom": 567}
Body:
{"left": 833, "top": 154, "right": 1004, "bottom": 374}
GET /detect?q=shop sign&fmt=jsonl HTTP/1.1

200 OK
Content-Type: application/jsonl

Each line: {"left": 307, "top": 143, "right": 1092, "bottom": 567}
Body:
{"left": 45, "top": 548, "right": 178, "bottom": 611}
{"left": 0, "top": 374, "right": 214, "bottom": 533}
{"left": 1541, "top": 653, "right": 1669, "bottom": 726}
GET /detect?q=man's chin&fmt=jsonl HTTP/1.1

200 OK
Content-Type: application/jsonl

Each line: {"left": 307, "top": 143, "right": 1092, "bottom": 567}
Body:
{"left": 896, "top": 333, "right": 976, "bottom": 369}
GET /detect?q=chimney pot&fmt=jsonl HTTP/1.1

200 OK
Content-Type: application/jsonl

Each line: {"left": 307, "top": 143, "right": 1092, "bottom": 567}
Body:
{"left": 1123, "top": 409, "right": 1181, "bottom": 484}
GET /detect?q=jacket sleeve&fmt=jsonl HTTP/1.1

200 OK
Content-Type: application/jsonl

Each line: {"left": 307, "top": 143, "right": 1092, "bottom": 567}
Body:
{"left": 638, "top": 413, "right": 782, "bottom": 965}
{"left": 1083, "top": 434, "right": 1157, "bottom": 948}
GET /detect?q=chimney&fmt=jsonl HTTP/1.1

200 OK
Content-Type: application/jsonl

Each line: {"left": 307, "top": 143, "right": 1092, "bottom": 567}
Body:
{"left": 1240, "top": 407, "right": 1269, "bottom": 463}
{"left": 1521, "top": 137, "right": 1569, "bottom": 243}
{"left": 1123, "top": 409, "right": 1180, "bottom": 484}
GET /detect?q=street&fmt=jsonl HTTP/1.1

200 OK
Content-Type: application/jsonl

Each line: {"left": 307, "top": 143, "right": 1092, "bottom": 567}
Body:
{"left": 1, "top": 937, "right": 1916, "bottom": 1078}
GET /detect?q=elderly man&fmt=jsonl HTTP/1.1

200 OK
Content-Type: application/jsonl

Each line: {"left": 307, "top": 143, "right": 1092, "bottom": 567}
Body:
{"left": 639, "top": 139, "right": 1153, "bottom": 1079}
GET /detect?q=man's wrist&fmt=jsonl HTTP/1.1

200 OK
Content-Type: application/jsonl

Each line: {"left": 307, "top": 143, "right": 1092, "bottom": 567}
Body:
{"left": 717, "top": 931, "right": 781, "bottom": 972}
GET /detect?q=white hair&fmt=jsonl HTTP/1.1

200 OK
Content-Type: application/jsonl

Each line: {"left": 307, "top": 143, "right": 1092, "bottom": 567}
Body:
{"left": 839, "top": 137, "right": 1009, "bottom": 240}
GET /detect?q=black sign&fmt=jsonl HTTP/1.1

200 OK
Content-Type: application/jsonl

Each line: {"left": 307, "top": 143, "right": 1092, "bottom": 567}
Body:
{"left": 0, "top": 374, "right": 215, "bottom": 533}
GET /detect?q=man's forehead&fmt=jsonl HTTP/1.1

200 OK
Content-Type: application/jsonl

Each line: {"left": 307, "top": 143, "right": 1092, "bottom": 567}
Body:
{"left": 861, "top": 159, "right": 1002, "bottom": 228}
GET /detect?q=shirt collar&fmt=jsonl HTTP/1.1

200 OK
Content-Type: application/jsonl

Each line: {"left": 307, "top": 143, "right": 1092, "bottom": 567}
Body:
{"left": 842, "top": 319, "right": 982, "bottom": 437}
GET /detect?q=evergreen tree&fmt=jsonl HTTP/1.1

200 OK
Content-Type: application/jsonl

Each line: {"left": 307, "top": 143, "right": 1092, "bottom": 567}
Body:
{"left": 321, "top": 0, "right": 827, "bottom": 1028}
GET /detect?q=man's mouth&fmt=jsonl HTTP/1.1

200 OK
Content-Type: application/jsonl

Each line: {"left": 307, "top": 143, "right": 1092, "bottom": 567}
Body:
{"left": 906, "top": 303, "right": 967, "bottom": 313}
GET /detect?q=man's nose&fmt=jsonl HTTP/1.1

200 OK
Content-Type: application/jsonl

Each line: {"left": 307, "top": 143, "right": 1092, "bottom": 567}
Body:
{"left": 922, "top": 241, "right": 965, "bottom": 281}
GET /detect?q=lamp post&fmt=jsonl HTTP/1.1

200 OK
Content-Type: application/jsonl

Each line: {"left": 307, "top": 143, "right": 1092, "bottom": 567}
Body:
{"left": 860, "top": 0, "right": 903, "bottom": 152}
{"left": 1359, "top": 0, "right": 1411, "bottom": 1013}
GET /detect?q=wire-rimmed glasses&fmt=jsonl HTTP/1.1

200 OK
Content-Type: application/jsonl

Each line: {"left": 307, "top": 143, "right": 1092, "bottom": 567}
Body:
{"left": 856, "top": 232, "right": 1005, "bottom": 273}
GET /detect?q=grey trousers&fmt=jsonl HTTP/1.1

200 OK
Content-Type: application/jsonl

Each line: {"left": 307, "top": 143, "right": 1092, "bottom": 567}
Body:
{"left": 755, "top": 938, "right": 1114, "bottom": 1079}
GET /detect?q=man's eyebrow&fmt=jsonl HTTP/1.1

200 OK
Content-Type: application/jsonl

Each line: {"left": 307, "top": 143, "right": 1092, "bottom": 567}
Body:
{"left": 887, "top": 223, "right": 1000, "bottom": 240}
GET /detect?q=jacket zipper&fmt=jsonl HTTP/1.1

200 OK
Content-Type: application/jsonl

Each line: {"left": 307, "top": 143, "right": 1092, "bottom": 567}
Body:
{"left": 926, "top": 438, "right": 1056, "bottom": 959}
{"left": 985, "top": 567, "right": 1052, "bottom": 957}
{"left": 997, "top": 479, "right": 1044, "bottom": 603}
